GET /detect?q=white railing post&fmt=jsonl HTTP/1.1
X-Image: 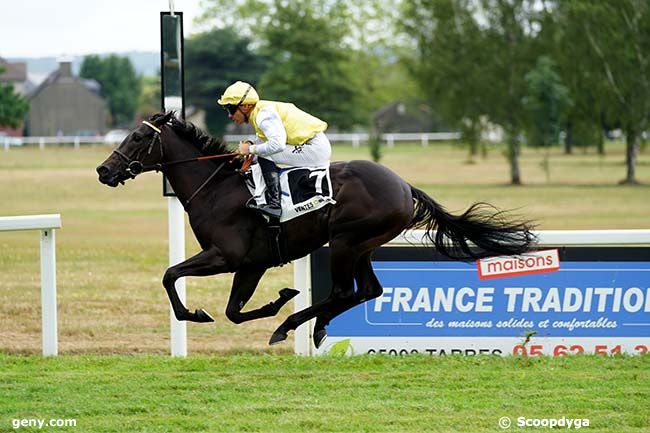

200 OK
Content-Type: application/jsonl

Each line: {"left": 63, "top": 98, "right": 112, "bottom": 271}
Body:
{"left": 168, "top": 196, "right": 187, "bottom": 357}
{"left": 3, "top": 137, "right": 8, "bottom": 151}
{"left": 293, "top": 255, "right": 312, "bottom": 356}
{"left": 74, "top": 137, "right": 80, "bottom": 150}
{"left": 40, "top": 228, "right": 58, "bottom": 356}
{"left": 0, "top": 214, "right": 62, "bottom": 356}
{"left": 39, "top": 137, "right": 45, "bottom": 150}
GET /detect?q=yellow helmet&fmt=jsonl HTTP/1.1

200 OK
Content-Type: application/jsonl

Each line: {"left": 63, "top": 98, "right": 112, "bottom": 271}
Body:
{"left": 217, "top": 81, "right": 259, "bottom": 106}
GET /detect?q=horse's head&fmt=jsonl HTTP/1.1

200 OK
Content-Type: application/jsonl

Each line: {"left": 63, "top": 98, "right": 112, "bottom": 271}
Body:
{"left": 96, "top": 112, "right": 174, "bottom": 187}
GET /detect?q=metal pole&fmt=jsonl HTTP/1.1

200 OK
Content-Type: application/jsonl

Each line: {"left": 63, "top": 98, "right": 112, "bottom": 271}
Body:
{"left": 168, "top": 196, "right": 187, "bottom": 356}
{"left": 40, "top": 228, "right": 58, "bottom": 356}
{"left": 293, "top": 255, "right": 312, "bottom": 355}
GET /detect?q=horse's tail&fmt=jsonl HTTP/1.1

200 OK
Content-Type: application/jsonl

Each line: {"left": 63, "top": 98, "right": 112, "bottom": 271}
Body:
{"left": 406, "top": 185, "right": 536, "bottom": 260}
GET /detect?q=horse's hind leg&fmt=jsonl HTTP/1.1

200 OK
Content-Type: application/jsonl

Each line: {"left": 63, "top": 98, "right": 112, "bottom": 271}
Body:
{"left": 269, "top": 239, "right": 357, "bottom": 345}
{"left": 163, "top": 246, "right": 228, "bottom": 322}
{"left": 313, "top": 252, "right": 382, "bottom": 348}
{"left": 224, "top": 268, "right": 299, "bottom": 324}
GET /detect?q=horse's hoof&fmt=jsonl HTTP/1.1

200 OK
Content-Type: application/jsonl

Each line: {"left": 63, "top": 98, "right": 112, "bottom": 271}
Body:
{"left": 313, "top": 329, "right": 327, "bottom": 349}
{"left": 194, "top": 308, "right": 215, "bottom": 323}
{"left": 269, "top": 330, "right": 288, "bottom": 345}
{"left": 279, "top": 288, "right": 300, "bottom": 300}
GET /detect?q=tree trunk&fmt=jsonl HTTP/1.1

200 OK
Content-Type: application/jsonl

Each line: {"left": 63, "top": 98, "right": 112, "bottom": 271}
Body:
{"left": 507, "top": 131, "right": 522, "bottom": 185}
{"left": 564, "top": 123, "right": 573, "bottom": 155}
{"left": 597, "top": 130, "right": 605, "bottom": 155}
{"left": 469, "top": 139, "right": 479, "bottom": 157}
{"left": 621, "top": 129, "right": 639, "bottom": 184}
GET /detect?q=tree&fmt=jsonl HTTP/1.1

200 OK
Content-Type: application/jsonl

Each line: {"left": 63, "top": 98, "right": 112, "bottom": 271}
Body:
{"left": 0, "top": 67, "right": 29, "bottom": 128}
{"left": 258, "top": 0, "right": 363, "bottom": 129}
{"left": 184, "top": 28, "right": 264, "bottom": 135}
{"left": 198, "top": 0, "right": 386, "bottom": 130}
{"left": 80, "top": 54, "right": 141, "bottom": 127}
{"left": 401, "top": 0, "right": 539, "bottom": 182}
{"left": 476, "top": 0, "right": 541, "bottom": 184}
{"left": 558, "top": 0, "right": 650, "bottom": 184}
{"left": 400, "top": 0, "right": 489, "bottom": 159}
{"left": 136, "top": 75, "right": 161, "bottom": 120}
{"left": 343, "top": 0, "right": 418, "bottom": 123}
{"left": 523, "top": 56, "right": 571, "bottom": 148}
{"left": 541, "top": 3, "right": 609, "bottom": 155}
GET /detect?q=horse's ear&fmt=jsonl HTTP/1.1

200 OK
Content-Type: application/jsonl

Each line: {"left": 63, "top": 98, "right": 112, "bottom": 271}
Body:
{"left": 154, "top": 111, "right": 175, "bottom": 127}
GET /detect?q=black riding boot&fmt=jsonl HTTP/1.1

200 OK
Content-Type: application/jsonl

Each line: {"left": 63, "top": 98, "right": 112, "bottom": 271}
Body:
{"left": 248, "top": 158, "right": 282, "bottom": 219}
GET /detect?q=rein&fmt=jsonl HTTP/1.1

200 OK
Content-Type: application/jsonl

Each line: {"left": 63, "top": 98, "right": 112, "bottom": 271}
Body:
{"left": 113, "top": 120, "right": 242, "bottom": 206}
{"left": 112, "top": 121, "right": 239, "bottom": 177}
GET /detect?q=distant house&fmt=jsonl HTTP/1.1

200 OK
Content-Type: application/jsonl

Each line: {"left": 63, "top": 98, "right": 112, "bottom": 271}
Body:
{"left": 0, "top": 57, "right": 34, "bottom": 95}
{"left": 26, "top": 59, "right": 107, "bottom": 136}
{"left": 373, "top": 101, "right": 449, "bottom": 133}
{"left": 185, "top": 106, "right": 207, "bottom": 131}
{"left": 0, "top": 57, "right": 33, "bottom": 136}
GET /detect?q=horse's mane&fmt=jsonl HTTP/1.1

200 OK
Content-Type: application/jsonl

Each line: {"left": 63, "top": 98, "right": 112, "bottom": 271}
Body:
{"left": 149, "top": 112, "right": 233, "bottom": 156}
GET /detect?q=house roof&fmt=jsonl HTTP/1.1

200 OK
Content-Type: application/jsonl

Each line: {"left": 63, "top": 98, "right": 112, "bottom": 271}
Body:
{"left": 0, "top": 57, "right": 27, "bottom": 82}
{"left": 30, "top": 62, "right": 103, "bottom": 99}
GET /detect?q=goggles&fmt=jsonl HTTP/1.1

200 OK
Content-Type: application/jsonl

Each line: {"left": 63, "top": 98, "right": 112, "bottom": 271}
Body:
{"left": 223, "top": 84, "right": 252, "bottom": 116}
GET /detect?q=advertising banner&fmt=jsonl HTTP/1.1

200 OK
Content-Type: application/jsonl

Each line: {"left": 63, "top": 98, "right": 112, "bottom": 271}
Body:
{"left": 311, "top": 247, "right": 650, "bottom": 356}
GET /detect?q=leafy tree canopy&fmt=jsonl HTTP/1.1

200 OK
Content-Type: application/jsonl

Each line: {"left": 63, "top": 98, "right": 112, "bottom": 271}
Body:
{"left": 257, "top": 0, "right": 363, "bottom": 129}
{"left": 0, "top": 67, "right": 29, "bottom": 128}
{"left": 80, "top": 54, "right": 141, "bottom": 127}
{"left": 184, "top": 27, "right": 265, "bottom": 135}
{"left": 523, "top": 56, "right": 571, "bottom": 148}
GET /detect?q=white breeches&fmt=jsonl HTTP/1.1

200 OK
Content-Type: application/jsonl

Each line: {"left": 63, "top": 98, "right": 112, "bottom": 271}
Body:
{"left": 262, "top": 132, "right": 331, "bottom": 168}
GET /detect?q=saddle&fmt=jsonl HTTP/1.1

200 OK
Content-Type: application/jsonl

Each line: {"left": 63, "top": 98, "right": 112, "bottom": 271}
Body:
{"left": 242, "top": 163, "right": 337, "bottom": 267}
{"left": 244, "top": 164, "right": 336, "bottom": 223}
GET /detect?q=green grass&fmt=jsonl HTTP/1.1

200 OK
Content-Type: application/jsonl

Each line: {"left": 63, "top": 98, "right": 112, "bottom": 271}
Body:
{"left": 1, "top": 143, "right": 649, "bottom": 433}
{"left": 0, "top": 143, "right": 649, "bottom": 354}
{"left": 0, "top": 354, "right": 648, "bottom": 433}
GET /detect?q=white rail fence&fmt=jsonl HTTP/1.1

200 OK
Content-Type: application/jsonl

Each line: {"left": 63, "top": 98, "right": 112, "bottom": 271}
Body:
{"left": 226, "top": 132, "right": 461, "bottom": 148}
{"left": 0, "top": 214, "right": 62, "bottom": 356}
{"left": 3, "top": 132, "right": 461, "bottom": 151}
{"left": 2, "top": 136, "right": 107, "bottom": 151}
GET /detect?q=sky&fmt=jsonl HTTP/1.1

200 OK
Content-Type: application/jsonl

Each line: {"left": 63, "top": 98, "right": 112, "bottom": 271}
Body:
{"left": 0, "top": 0, "right": 205, "bottom": 58}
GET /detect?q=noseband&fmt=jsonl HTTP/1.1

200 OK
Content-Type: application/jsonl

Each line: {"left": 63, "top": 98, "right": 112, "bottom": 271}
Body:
{"left": 112, "top": 121, "right": 164, "bottom": 178}
{"left": 111, "top": 120, "right": 241, "bottom": 206}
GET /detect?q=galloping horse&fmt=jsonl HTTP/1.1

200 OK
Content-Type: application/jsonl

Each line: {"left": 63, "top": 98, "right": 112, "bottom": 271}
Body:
{"left": 97, "top": 112, "right": 535, "bottom": 347}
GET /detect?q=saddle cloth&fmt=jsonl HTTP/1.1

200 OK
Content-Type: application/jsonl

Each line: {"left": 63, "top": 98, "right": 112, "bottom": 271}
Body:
{"left": 246, "top": 165, "right": 337, "bottom": 223}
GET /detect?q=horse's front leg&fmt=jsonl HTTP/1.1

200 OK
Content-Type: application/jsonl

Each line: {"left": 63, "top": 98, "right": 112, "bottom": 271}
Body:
{"left": 224, "top": 268, "right": 299, "bottom": 324}
{"left": 163, "top": 245, "right": 229, "bottom": 322}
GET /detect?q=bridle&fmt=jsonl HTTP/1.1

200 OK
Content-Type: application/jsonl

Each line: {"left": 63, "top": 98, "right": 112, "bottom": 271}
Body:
{"left": 112, "top": 120, "right": 242, "bottom": 206}
{"left": 112, "top": 121, "right": 166, "bottom": 177}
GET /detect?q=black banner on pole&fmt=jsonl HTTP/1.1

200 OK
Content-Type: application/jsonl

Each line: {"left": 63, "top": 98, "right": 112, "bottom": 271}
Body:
{"left": 160, "top": 11, "right": 185, "bottom": 197}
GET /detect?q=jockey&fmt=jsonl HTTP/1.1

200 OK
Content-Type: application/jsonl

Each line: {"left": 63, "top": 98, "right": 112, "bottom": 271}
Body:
{"left": 217, "top": 81, "right": 331, "bottom": 219}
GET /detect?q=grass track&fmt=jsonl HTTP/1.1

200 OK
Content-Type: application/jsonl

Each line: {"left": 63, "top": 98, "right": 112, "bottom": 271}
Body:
{"left": 1, "top": 354, "right": 649, "bottom": 433}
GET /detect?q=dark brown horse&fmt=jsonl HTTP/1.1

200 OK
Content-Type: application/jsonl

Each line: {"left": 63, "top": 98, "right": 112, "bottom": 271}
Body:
{"left": 97, "top": 112, "right": 535, "bottom": 347}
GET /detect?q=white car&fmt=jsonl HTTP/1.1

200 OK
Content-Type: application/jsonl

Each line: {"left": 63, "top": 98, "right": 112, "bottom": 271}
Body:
{"left": 0, "top": 132, "right": 23, "bottom": 146}
{"left": 103, "top": 129, "right": 130, "bottom": 145}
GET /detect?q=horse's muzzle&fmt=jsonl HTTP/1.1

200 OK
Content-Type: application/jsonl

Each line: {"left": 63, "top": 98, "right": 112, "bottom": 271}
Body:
{"left": 96, "top": 164, "right": 122, "bottom": 187}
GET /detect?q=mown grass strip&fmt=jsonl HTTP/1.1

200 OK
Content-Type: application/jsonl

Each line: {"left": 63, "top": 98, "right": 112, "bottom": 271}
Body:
{"left": 0, "top": 354, "right": 648, "bottom": 432}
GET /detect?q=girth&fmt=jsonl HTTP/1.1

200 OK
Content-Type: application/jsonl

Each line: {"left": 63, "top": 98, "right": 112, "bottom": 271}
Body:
{"left": 266, "top": 217, "right": 289, "bottom": 267}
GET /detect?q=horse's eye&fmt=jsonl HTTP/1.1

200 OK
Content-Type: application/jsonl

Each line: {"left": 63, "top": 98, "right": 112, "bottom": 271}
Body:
{"left": 132, "top": 133, "right": 142, "bottom": 142}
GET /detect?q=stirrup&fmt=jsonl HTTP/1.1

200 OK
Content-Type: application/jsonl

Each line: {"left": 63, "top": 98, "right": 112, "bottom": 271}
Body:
{"left": 258, "top": 205, "right": 281, "bottom": 219}
{"left": 246, "top": 199, "right": 281, "bottom": 219}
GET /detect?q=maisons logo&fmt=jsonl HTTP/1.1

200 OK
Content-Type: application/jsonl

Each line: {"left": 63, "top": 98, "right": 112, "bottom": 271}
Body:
{"left": 477, "top": 249, "right": 560, "bottom": 280}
